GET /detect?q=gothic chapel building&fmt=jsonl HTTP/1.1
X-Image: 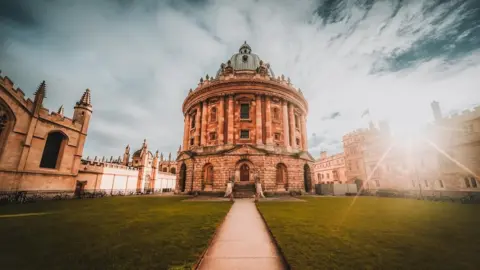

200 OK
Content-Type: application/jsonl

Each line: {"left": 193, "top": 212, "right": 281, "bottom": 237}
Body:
{"left": 0, "top": 74, "right": 92, "bottom": 191}
{"left": 176, "top": 42, "right": 315, "bottom": 193}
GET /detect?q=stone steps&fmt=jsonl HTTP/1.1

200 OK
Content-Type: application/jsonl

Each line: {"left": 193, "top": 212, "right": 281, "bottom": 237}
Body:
{"left": 233, "top": 183, "right": 255, "bottom": 198}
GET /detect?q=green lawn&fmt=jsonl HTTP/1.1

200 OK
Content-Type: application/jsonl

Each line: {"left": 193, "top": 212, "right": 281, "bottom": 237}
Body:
{"left": 0, "top": 196, "right": 231, "bottom": 270}
{"left": 258, "top": 197, "right": 480, "bottom": 270}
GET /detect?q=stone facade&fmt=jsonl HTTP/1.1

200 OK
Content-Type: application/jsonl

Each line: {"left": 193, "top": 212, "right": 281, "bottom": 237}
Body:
{"left": 0, "top": 74, "right": 92, "bottom": 191}
{"left": 313, "top": 151, "right": 347, "bottom": 184}
{"left": 343, "top": 102, "right": 480, "bottom": 194}
{"left": 176, "top": 42, "right": 315, "bottom": 193}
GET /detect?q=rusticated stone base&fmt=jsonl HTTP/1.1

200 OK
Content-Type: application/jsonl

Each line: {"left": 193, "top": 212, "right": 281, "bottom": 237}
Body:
{"left": 176, "top": 144, "right": 315, "bottom": 193}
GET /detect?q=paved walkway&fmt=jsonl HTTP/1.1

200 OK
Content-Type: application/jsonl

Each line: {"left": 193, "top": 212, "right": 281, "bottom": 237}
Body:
{"left": 198, "top": 199, "right": 286, "bottom": 270}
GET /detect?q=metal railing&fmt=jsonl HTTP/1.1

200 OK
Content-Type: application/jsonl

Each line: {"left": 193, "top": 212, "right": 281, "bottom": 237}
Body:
{"left": 0, "top": 188, "right": 174, "bottom": 205}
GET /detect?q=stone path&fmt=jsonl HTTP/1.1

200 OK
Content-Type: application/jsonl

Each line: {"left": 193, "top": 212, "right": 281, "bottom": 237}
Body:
{"left": 198, "top": 199, "right": 286, "bottom": 270}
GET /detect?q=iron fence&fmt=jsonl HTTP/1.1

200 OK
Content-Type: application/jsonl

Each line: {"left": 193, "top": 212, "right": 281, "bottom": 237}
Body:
{"left": 0, "top": 188, "right": 174, "bottom": 205}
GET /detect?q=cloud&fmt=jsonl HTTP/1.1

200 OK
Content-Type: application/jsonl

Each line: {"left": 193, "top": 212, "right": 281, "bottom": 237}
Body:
{"left": 321, "top": 111, "right": 341, "bottom": 120}
{"left": 1, "top": 0, "right": 479, "bottom": 159}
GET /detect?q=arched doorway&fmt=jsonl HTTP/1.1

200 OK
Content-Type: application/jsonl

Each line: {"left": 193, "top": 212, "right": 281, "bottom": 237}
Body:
{"left": 303, "top": 164, "right": 312, "bottom": 192}
{"left": 179, "top": 163, "right": 187, "bottom": 192}
{"left": 203, "top": 163, "right": 214, "bottom": 191}
{"left": 276, "top": 163, "right": 287, "bottom": 184}
{"left": 240, "top": 164, "right": 249, "bottom": 182}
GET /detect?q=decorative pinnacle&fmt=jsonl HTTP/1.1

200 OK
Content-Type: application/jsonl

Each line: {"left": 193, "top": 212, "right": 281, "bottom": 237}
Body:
{"left": 35, "top": 80, "right": 47, "bottom": 98}
{"left": 57, "top": 105, "right": 64, "bottom": 115}
{"left": 77, "top": 88, "right": 91, "bottom": 106}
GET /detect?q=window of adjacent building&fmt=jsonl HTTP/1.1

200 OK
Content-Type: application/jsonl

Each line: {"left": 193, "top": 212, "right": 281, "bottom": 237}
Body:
{"left": 471, "top": 177, "right": 478, "bottom": 188}
{"left": 209, "top": 132, "right": 217, "bottom": 140}
{"left": 273, "top": 107, "right": 280, "bottom": 121}
{"left": 424, "top": 180, "right": 429, "bottom": 187}
{"left": 210, "top": 107, "right": 217, "bottom": 122}
{"left": 327, "top": 173, "right": 330, "bottom": 179}
{"left": 464, "top": 177, "right": 471, "bottom": 188}
{"left": 317, "top": 173, "right": 320, "bottom": 181}
{"left": 375, "top": 180, "right": 380, "bottom": 187}
{"left": 333, "top": 171, "right": 338, "bottom": 179}
{"left": 240, "top": 103, "right": 250, "bottom": 119}
{"left": 40, "top": 131, "right": 67, "bottom": 169}
{"left": 438, "top": 179, "right": 444, "bottom": 188}
{"left": 463, "top": 123, "right": 473, "bottom": 134}
{"left": 240, "top": 129, "right": 249, "bottom": 139}
{"left": 296, "top": 138, "right": 300, "bottom": 146}
{"left": 274, "top": 132, "right": 281, "bottom": 140}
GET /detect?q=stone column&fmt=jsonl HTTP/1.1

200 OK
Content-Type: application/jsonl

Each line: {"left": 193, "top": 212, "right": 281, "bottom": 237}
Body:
{"left": 219, "top": 96, "right": 225, "bottom": 144}
{"left": 200, "top": 101, "right": 208, "bottom": 146}
{"left": 194, "top": 106, "right": 201, "bottom": 146}
{"left": 256, "top": 95, "right": 263, "bottom": 145}
{"left": 288, "top": 103, "right": 297, "bottom": 149}
{"left": 282, "top": 101, "right": 290, "bottom": 149}
{"left": 300, "top": 113, "right": 307, "bottom": 150}
{"left": 227, "top": 95, "right": 234, "bottom": 144}
{"left": 265, "top": 96, "right": 273, "bottom": 145}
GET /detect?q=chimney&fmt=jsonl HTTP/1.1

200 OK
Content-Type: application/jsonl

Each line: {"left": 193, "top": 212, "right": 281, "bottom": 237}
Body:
{"left": 431, "top": 101, "right": 442, "bottom": 121}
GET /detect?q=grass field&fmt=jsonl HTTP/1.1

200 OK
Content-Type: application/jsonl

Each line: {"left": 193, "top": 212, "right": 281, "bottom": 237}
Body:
{"left": 0, "top": 196, "right": 231, "bottom": 270}
{"left": 258, "top": 197, "right": 480, "bottom": 270}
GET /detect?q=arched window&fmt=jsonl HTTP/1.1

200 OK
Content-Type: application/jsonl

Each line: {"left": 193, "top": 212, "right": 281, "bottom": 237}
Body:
{"left": 210, "top": 107, "right": 217, "bottom": 122}
{"left": 170, "top": 167, "right": 176, "bottom": 174}
{"left": 163, "top": 167, "right": 168, "bottom": 172}
{"left": 40, "top": 131, "right": 67, "bottom": 169}
{"left": 0, "top": 101, "right": 15, "bottom": 158}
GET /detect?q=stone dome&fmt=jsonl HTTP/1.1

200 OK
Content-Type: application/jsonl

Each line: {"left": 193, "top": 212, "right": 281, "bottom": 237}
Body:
{"left": 216, "top": 41, "right": 275, "bottom": 77}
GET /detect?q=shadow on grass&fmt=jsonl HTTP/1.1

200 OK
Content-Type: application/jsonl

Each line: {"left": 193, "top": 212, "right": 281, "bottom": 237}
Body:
{"left": 0, "top": 196, "right": 231, "bottom": 270}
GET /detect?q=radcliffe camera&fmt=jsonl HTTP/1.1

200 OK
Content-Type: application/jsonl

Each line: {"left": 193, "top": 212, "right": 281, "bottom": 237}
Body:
{"left": 1, "top": 1, "right": 479, "bottom": 270}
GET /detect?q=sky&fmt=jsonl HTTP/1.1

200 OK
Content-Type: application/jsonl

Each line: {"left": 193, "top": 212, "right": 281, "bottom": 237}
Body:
{"left": 1, "top": 0, "right": 479, "bottom": 159}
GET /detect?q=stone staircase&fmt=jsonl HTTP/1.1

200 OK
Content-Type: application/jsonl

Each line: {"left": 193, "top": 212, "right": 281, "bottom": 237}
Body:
{"left": 233, "top": 183, "right": 255, "bottom": 198}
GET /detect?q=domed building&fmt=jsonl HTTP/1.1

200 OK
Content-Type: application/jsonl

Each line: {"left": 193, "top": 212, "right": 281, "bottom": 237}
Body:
{"left": 176, "top": 42, "right": 314, "bottom": 194}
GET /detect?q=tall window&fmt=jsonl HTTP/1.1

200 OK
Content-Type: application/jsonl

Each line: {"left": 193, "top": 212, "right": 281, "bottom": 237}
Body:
{"left": 210, "top": 107, "right": 217, "bottom": 122}
{"left": 295, "top": 114, "right": 299, "bottom": 128}
{"left": 191, "top": 113, "right": 196, "bottom": 128}
{"left": 465, "top": 177, "right": 471, "bottom": 188}
{"left": 438, "top": 179, "right": 444, "bottom": 188}
{"left": 40, "top": 131, "right": 67, "bottom": 169}
{"left": 209, "top": 132, "right": 217, "bottom": 140}
{"left": 471, "top": 177, "right": 478, "bottom": 188}
{"left": 273, "top": 107, "right": 280, "bottom": 121}
{"left": 240, "top": 104, "right": 250, "bottom": 119}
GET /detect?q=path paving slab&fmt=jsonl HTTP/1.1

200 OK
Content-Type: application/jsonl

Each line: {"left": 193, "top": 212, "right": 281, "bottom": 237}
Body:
{"left": 198, "top": 199, "right": 286, "bottom": 270}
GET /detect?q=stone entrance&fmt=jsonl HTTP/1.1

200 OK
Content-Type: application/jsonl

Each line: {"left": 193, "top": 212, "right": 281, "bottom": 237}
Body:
{"left": 240, "top": 164, "right": 249, "bottom": 182}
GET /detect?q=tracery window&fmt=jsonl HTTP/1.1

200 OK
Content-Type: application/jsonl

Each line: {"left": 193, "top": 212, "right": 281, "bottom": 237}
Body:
{"left": 0, "top": 104, "right": 13, "bottom": 157}
{"left": 40, "top": 131, "right": 67, "bottom": 169}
